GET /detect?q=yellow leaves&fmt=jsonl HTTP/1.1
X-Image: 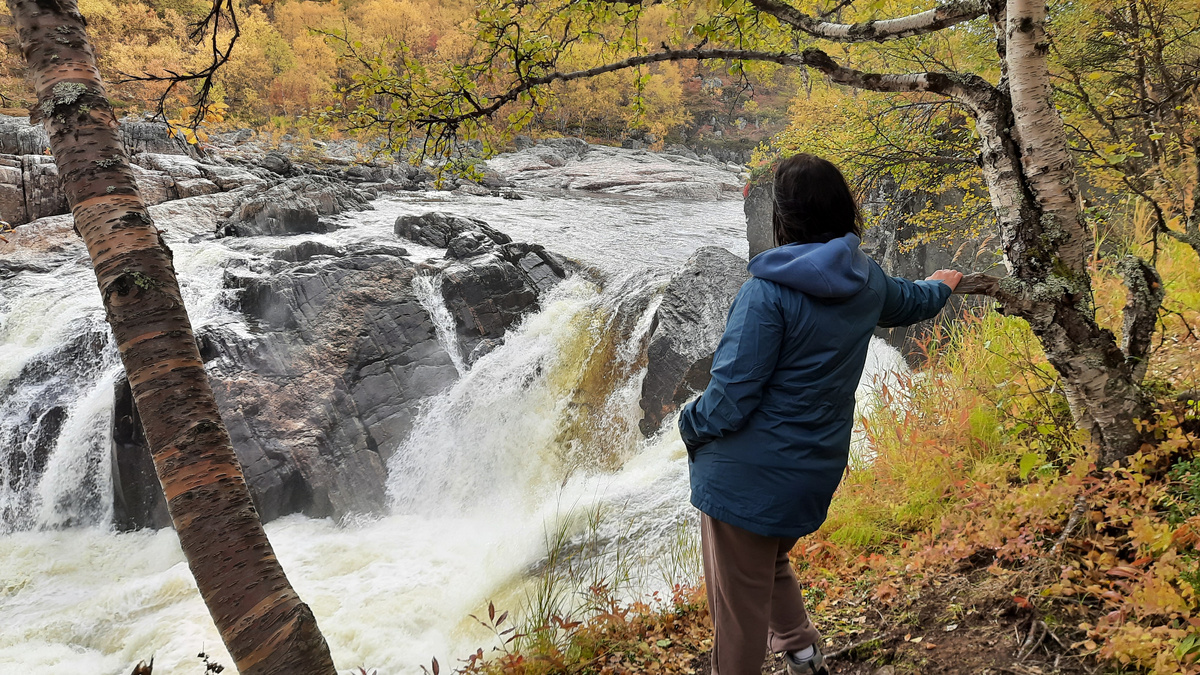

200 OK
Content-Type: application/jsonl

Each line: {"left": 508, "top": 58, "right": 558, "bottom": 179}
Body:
{"left": 1131, "top": 515, "right": 1174, "bottom": 555}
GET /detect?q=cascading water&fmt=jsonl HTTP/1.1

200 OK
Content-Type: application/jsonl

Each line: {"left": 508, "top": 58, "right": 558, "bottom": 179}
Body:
{"left": 0, "top": 180, "right": 909, "bottom": 674}
{"left": 411, "top": 273, "right": 467, "bottom": 375}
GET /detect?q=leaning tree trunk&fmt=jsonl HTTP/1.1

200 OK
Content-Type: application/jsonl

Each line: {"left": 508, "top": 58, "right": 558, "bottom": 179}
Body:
{"left": 965, "top": 0, "right": 1161, "bottom": 467}
{"left": 6, "top": 0, "right": 338, "bottom": 672}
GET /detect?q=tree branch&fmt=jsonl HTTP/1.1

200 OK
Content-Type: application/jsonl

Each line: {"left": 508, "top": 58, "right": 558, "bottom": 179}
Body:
{"left": 414, "top": 46, "right": 997, "bottom": 126}
{"left": 1118, "top": 256, "right": 1165, "bottom": 382}
{"left": 746, "top": 0, "right": 986, "bottom": 42}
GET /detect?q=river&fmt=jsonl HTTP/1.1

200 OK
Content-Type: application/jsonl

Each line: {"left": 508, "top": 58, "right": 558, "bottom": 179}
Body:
{"left": 0, "top": 185, "right": 906, "bottom": 674}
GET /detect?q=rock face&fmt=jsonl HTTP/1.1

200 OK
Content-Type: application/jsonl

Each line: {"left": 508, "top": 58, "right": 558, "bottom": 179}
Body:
{"left": 197, "top": 252, "right": 461, "bottom": 523}
{"left": 220, "top": 175, "right": 373, "bottom": 236}
{"left": 638, "top": 246, "right": 749, "bottom": 435}
{"left": 0, "top": 114, "right": 265, "bottom": 225}
{"left": 745, "top": 182, "right": 774, "bottom": 259}
{"left": 394, "top": 211, "right": 569, "bottom": 360}
{"left": 111, "top": 378, "right": 171, "bottom": 530}
{"left": 487, "top": 139, "right": 747, "bottom": 200}
{"left": 105, "top": 210, "right": 568, "bottom": 529}
{"left": 394, "top": 211, "right": 512, "bottom": 248}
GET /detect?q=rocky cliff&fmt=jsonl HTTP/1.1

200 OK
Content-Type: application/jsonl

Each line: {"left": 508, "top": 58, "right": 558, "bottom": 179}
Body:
{"left": 107, "top": 210, "right": 568, "bottom": 529}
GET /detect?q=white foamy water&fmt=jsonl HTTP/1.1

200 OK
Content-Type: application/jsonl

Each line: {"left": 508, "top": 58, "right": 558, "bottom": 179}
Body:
{"left": 0, "top": 177, "right": 906, "bottom": 674}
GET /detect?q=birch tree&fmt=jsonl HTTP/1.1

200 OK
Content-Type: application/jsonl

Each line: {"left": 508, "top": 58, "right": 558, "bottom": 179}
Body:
{"left": 327, "top": 0, "right": 1166, "bottom": 466}
{"left": 4, "top": 0, "right": 338, "bottom": 672}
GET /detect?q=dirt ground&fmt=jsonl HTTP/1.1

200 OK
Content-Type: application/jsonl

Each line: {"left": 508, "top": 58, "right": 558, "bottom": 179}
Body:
{"left": 687, "top": 570, "right": 1096, "bottom": 675}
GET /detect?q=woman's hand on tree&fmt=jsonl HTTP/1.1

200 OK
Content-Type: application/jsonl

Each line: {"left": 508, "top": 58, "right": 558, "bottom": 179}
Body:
{"left": 926, "top": 269, "right": 964, "bottom": 291}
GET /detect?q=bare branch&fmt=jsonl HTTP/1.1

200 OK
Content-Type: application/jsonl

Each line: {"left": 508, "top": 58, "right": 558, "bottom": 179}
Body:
{"left": 746, "top": 0, "right": 986, "bottom": 42}
{"left": 116, "top": 0, "right": 240, "bottom": 128}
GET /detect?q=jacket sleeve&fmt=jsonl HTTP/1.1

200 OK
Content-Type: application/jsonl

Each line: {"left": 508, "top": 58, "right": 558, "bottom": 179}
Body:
{"left": 678, "top": 280, "right": 784, "bottom": 457}
{"left": 877, "top": 273, "right": 953, "bottom": 328}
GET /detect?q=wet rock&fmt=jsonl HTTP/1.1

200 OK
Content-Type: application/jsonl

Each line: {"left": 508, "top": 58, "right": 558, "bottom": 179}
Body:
{"left": 343, "top": 242, "right": 409, "bottom": 258}
{"left": 111, "top": 378, "right": 171, "bottom": 530}
{"left": 446, "top": 230, "right": 497, "bottom": 259}
{"left": 745, "top": 182, "right": 774, "bottom": 259}
{"left": 259, "top": 150, "right": 292, "bottom": 175}
{"left": 440, "top": 255, "right": 541, "bottom": 356}
{"left": 439, "top": 243, "right": 568, "bottom": 356}
{"left": 0, "top": 258, "right": 52, "bottom": 279}
{"left": 394, "top": 211, "right": 513, "bottom": 248}
{"left": 222, "top": 175, "right": 373, "bottom": 237}
{"left": 273, "top": 240, "right": 343, "bottom": 262}
{"left": 106, "top": 253, "right": 467, "bottom": 527}
{"left": 0, "top": 324, "right": 111, "bottom": 530}
{"left": 467, "top": 338, "right": 502, "bottom": 365}
{"left": 638, "top": 246, "right": 748, "bottom": 436}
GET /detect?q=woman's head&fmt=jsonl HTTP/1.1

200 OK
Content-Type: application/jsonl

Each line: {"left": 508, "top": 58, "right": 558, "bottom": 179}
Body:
{"left": 771, "top": 153, "right": 863, "bottom": 247}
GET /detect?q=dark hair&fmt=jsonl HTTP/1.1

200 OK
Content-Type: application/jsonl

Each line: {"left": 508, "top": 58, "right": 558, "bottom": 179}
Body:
{"left": 771, "top": 153, "right": 863, "bottom": 247}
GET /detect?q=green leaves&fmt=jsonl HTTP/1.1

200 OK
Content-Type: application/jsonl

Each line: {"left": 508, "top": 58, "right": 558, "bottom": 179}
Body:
{"left": 1019, "top": 452, "right": 1044, "bottom": 481}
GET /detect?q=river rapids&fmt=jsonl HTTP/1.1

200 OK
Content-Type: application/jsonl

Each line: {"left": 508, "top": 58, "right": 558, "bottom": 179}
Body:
{"left": 0, "top": 185, "right": 907, "bottom": 673}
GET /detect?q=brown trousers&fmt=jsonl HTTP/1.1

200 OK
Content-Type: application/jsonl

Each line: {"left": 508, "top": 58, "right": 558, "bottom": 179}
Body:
{"left": 700, "top": 513, "right": 822, "bottom": 675}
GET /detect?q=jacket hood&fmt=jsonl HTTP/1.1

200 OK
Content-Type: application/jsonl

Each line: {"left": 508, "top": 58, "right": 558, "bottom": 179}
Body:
{"left": 747, "top": 233, "right": 870, "bottom": 299}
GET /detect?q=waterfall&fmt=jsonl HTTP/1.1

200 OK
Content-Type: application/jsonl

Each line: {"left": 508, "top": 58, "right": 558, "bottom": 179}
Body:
{"left": 0, "top": 185, "right": 910, "bottom": 675}
{"left": 411, "top": 272, "right": 467, "bottom": 375}
{"left": 0, "top": 241, "right": 117, "bottom": 532}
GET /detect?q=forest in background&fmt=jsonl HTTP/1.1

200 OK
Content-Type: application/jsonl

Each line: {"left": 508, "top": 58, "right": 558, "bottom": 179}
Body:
{"left": 0, "top": 0, "right": 798, "bottom": 148}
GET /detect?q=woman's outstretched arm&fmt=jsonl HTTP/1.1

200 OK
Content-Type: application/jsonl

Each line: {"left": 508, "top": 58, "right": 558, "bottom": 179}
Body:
{"left": 877, "top": 268, "right": 961, "bottom": 328}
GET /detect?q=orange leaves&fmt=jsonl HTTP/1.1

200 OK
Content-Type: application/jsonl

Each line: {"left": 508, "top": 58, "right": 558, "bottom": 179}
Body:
{"left": 873, "top": 580, "right": 901, "bottom": 606}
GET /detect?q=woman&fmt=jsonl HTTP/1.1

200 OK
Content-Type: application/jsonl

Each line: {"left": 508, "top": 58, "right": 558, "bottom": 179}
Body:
{"left": 679, "top": 154, "right": 962, "bottom": 675}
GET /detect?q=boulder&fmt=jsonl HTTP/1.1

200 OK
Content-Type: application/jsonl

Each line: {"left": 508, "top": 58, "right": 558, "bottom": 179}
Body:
{"left": 259, "top": 150, "right": 292, "bottom": 175}
{"left": 174, "top": 177, "right": 221, "bottom": 198}
{"left": 133, "top": 152, "right": 204, "bottom": 179}
{"left": 394, "top": 211, "right": 512, "bottom": 248}
{"left": 744, "top": 182, "right": 774, "bottom": 259}
{"left": 638, "top": 246, "right": 748, "bottom": 436}
{"left": 222, "top": 175, "right": 373, "bottom": 237}
{"left": 446, "top": 230, "right": 497, "bottom": 259}
{"left": 113, "top": 253, "right": 463, "bottom": 528}
{"left": 130, "top": 164, "right": 179, "bottom": 205}
{"left": 198, "top": 163, "right": 263, "bottom": 191}
{"left": 439, "top": 243, "right": 568, "bottom": 356}
{"left": 273, "top": 240, "right": 343, "bottom": 262}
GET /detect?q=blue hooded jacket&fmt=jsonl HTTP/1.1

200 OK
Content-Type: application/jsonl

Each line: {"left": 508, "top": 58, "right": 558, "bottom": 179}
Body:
{"left": 678, "top": 234, "right": 952, "bottom": 538}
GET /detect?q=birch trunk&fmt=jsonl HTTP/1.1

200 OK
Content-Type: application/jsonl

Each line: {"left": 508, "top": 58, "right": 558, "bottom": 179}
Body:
{"left": 5, "top": 0, "right": 338, "bottom": 671}
{"left": 973, "top": 0, "right": 1155, "bottom": 466}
